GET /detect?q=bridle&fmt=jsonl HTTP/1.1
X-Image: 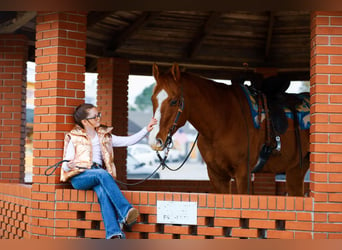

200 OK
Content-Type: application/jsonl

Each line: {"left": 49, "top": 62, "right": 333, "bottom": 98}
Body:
{"left": 164, "top": 96, "right": 184, "bottom": 149}
{"left": 156, "top": 87, "right": 185, "bottom": 162}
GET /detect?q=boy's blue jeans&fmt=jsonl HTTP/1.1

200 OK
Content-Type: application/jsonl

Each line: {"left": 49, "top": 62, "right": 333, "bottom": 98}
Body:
{"left": 70, "top": 167, "right": 132, "bottom": 239}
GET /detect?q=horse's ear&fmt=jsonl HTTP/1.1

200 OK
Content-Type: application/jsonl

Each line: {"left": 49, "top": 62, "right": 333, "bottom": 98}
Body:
{"left": 152, "top": 63, "right": 159, "bottom": 80}
{"left": 171, "top": 63, "right": 181, "bottom": 82}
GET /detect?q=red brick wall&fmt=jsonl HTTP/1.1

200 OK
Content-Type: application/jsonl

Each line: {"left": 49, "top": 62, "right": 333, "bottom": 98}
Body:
{"left": 127, "top": 192, "right": 314, "bottom": 239}
{"left": 0, "top": 185, "right": 316, "bottom": 239}
{"left": 310, "top": 11, "right": 342, "bottom": 238}
{"left": 0, "top": 34, "right": 28, "bottom": 183}
{"left": 97, "top": 58, "right": 129, "bottom": 182}
{"left": 50, "top": 189, "right": 314, "bottom": 239}
{"left": 33, "top": 11, "right": 87, "bottom": 186}
{"left": 0, "top": 183, "right": 32, "bottom": 239}
{"left": 32, "top": 11, "right": 87, "bottom": 238}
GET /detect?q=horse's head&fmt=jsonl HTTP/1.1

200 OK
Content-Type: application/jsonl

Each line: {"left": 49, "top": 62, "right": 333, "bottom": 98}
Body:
{"left": 148, "top": 63, "right": 187, "bottom": 151}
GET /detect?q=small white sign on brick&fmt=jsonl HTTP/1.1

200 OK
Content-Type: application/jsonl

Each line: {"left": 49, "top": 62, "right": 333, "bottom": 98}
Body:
{"left": 157, "top": 200, "right": 197, "bottom": 225}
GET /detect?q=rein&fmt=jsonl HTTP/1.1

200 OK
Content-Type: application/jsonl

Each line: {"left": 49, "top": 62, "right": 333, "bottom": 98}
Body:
{"left": 44, "top": 89, "right": 194, "bottom": 186}
{"left": 44, "top": 159, "right": 164, "bottom": 186}
{"left": 44, "top": 85, "right": 195, "bottom": 186}
{"left": 44, "top": 134, "right": 199, "bottom": 187}
{"left": 156, "top": 133, "right": 199, "bottom": 172}
{"left": 155, "top": 83, "right": 198, "bottom": 172}
{"left": 44, "top": 160, "right": 71, "bottom": 176}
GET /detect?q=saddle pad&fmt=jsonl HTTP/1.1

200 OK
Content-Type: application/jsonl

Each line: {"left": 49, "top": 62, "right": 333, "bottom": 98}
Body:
{"left": 240, "top": 85, "right": 310, "bottom": 130}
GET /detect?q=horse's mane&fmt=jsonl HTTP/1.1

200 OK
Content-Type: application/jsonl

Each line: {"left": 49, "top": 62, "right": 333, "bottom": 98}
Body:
{"left": 179, "top": 71, "right": 246, "bottom": 104}
{"left": 180, "top": 71, "right": 233, "bottom": 91}
{"left": 159, "top": 69, "right": 240, "bottom": 103}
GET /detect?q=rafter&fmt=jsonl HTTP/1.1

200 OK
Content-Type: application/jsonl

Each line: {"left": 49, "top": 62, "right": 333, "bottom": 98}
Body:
{"left": 264, "top": 11, "right": 275, "bottom": 62}
{"left": 0, "top": 11, "right": 36, "bottom": 34}
{"left": 127, "top": 60, "right": 309, "bottom": 81}
{"left": 87, "top": 11, "right": 114, "bottom": 28}
{"left": 104, "top": 11, "right": 161, "bottom": 55}
{"left": 0, "top": 12, "right": 17, "bottom": 25}
{"left": 186, "top": 12, "right": 221, "bottom": 58}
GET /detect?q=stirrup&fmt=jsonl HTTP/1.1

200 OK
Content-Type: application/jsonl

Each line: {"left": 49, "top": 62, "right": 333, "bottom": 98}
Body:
{"left": 251, "top": 144, "right": 273, "bottom": 173}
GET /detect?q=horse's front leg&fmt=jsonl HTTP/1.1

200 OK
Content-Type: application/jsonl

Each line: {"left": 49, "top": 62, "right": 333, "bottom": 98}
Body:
{"left": 235, "top": 166, "right": 252, "bottom": 194}
{"left": 207, "top": 165, "right": 232, "bottom": 194}
{"left": 198, "top": 138, "right": 233, "bottom": 193}
{"left": 286, "top": 153, "right": 310, "bottom": 196}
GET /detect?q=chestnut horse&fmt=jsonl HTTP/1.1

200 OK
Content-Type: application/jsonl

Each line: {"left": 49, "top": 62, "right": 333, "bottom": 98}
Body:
{"left": 148, "top": 63, "right": 310, "bottom": 196}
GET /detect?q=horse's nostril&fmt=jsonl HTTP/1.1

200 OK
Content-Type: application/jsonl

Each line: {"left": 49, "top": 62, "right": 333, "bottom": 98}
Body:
{"left": 156, "top": 138, "right": 163, "bottom": 148}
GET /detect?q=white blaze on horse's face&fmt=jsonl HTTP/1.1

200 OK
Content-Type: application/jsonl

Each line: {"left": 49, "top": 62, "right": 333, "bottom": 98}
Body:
{"left": 148, "top": 89, "right": 168, "bottom": 150}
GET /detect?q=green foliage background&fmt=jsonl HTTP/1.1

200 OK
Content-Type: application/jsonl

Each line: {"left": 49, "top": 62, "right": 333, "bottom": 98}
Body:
{"left": 133, "top": 83, "right": 155, "bottom": 111}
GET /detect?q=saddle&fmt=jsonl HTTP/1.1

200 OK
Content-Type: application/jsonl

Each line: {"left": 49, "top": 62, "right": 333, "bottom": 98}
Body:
{"left": 248, "top": 75, "right": 291, "bottom": 134}
{"left": 235, "top": 74, "right": 309, "bottom": 173}
{"left": 247, "top": 75, "right": 304, "bottom": 173}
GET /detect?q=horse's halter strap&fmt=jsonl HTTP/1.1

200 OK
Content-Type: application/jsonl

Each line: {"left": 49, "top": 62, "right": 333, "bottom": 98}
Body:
{"left": 164, "top": 95, "right": 184, "bottom": 149}
{"left": 159, "top": 81, "right": 185, "bottom": 150}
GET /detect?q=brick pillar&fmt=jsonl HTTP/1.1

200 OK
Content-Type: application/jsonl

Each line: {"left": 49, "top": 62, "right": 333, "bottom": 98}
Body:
{"left": 0, "top": 34, "right": 28, "bottom": 183}
{"left": 97, "top": 58, "right": 129, "bottom": 182}
{"left": 32, "top": 11, "right": 87, "bottom": 238}
{"left": 310, "top": 11, "right": 342, "bottom": 238}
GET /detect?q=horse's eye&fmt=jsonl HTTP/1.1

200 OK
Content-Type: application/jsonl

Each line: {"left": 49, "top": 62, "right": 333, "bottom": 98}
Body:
{"left": 170, "top": 99, "right": 178, "bottom": 106}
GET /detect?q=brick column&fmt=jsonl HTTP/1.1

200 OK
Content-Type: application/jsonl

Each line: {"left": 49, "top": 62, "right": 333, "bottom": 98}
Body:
{"left": 0, "top": 34, "right": 28, "bottom": 183}
{"left": 310, "top": 11, "right": 342, "bottom": 238}
{"left": 32, "top": 11, "right": 87, "bottom": 238}
{"left": 97, "top": 58, "right": 129, "bottom": 182}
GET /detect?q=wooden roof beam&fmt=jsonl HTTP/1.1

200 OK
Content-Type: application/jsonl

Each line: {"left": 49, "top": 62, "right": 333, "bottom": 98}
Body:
{"left": 264, "top": 11, "right": 275, "bottom": 62}
{"left": 0, "top": 11, "right": 36, "bottom": 34}
{"left": 104, "top": 11, "right": 161, "bottom": 55}
{"left": 0, "top": 12, "right": 17, "bottom": 25}
{"left": 186, "top": 11, "right": 221, "bottom": 59}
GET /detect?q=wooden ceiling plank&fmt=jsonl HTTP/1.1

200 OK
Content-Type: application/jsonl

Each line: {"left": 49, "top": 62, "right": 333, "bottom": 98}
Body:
{"left": 186, "top": 11, "right": 221, "bottom": 58}
{"left": 2, "top": 10, "right": 309, "bottom": 77}
{"left": 264, "top": 11, "right": 275, "bottom": 62}
{"left": 105, "top": 11, "right": 161, "bottom": 54}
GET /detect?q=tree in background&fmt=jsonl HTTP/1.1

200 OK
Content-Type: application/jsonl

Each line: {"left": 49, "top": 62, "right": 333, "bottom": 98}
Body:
{"left": 134, "top": 83, "right": 155, "bottom": 111}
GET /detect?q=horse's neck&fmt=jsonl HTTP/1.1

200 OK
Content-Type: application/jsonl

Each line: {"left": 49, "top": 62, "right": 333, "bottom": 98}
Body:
{"left": 183, "top": 79, "right": 241, "bottom": 138}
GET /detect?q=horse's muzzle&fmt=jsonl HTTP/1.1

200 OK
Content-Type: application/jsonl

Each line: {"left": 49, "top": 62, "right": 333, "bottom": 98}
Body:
{"left": 150, "top": 138, "right": 164, "bottom": 151}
